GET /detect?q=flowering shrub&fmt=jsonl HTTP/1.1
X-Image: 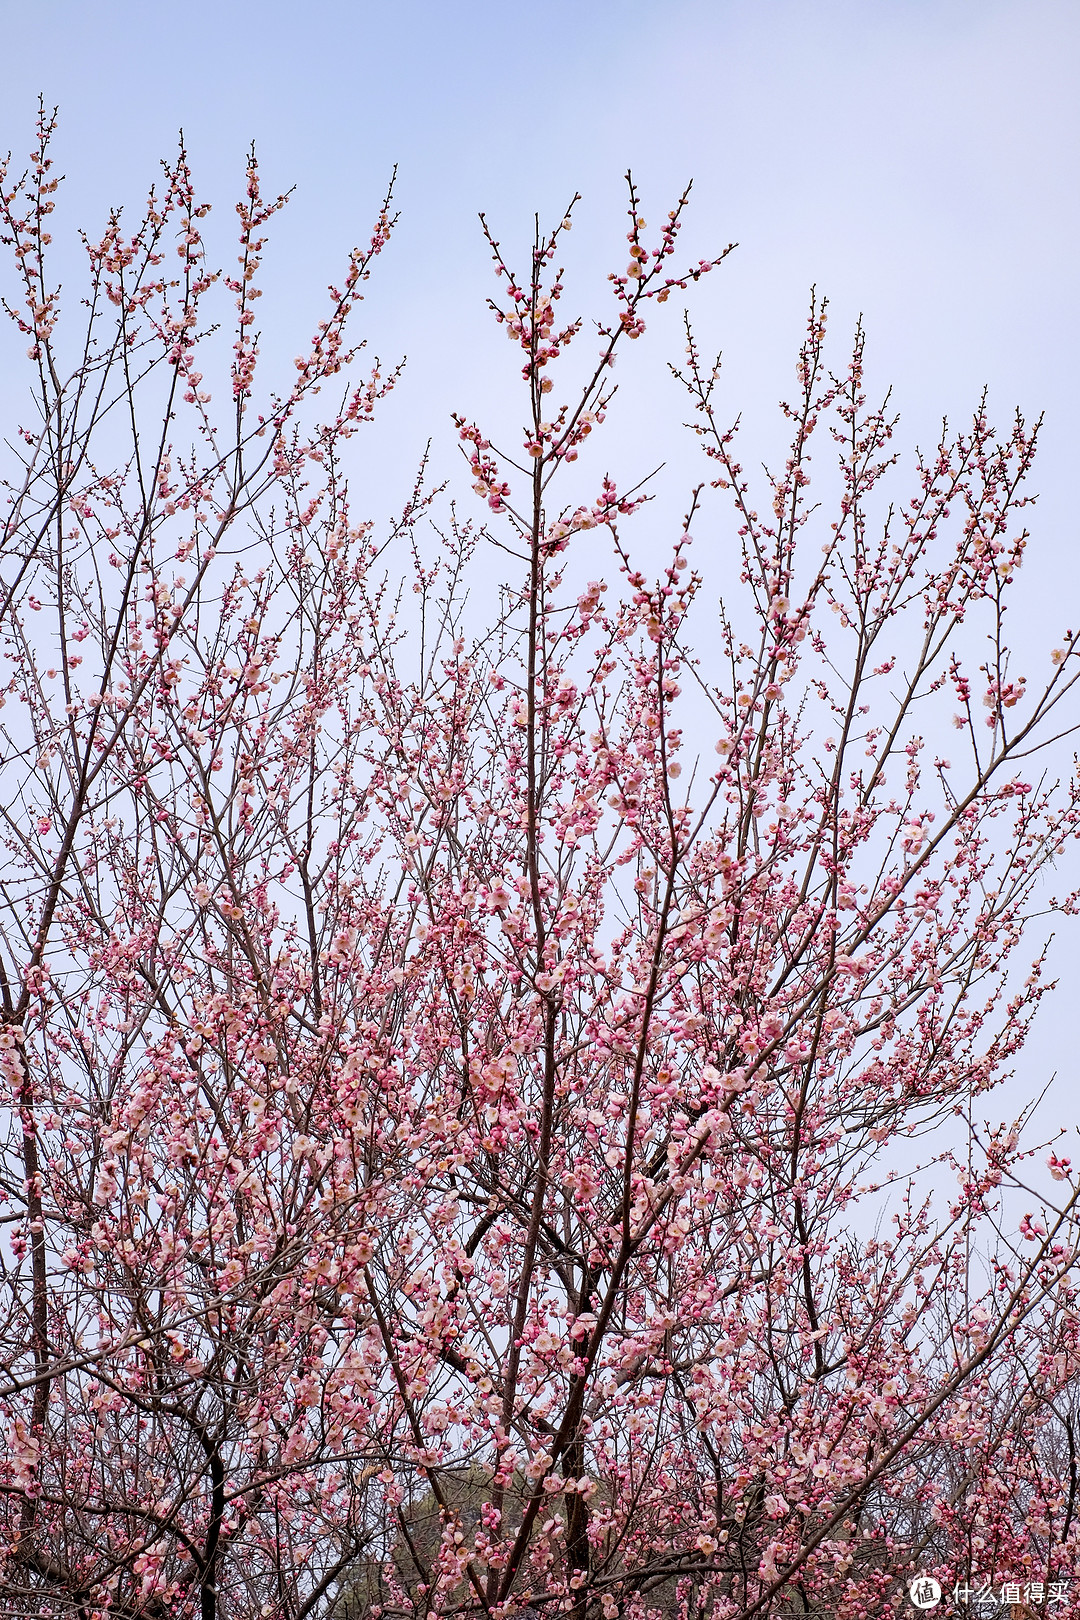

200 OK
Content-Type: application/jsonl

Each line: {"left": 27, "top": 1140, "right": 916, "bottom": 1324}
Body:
{"left": 1, "top": 109, "right": 1080, "bottom": 1620}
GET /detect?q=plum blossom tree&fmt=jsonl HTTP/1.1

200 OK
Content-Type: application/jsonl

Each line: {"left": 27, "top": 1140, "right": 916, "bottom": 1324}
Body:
{"left": 2, "top": 108, "right": 1080, "bottom": 1620}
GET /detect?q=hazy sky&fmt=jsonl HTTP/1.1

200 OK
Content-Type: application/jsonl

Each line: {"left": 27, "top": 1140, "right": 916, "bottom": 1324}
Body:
{"left": 5, "top": 0, "right": 1080, "bottom": 1106}
{"left": 6, "top": 0, "right": 1078, "bottom": 528}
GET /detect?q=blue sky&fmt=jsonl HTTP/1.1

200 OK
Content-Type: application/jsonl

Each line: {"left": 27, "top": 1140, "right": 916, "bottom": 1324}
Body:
{"left": 8, "top": 0, "right": 1078, "bottom": 519}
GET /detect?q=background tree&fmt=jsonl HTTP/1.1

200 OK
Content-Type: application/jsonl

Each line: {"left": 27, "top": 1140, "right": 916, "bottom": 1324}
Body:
{"left": 1, "top": 110, "right": 1080, "bottom": 1620}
